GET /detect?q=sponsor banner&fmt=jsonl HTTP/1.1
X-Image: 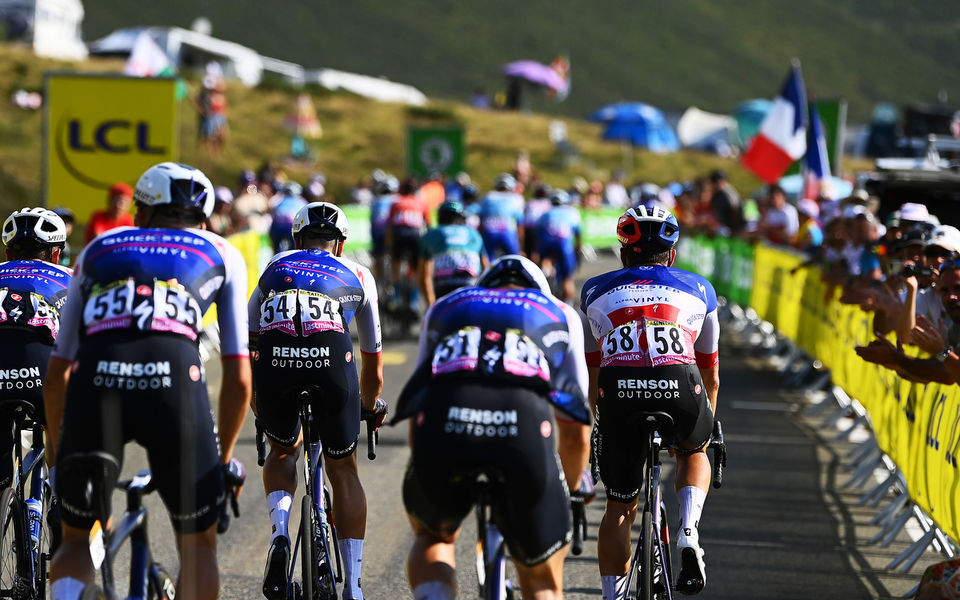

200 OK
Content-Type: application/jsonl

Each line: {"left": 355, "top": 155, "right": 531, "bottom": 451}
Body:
{"left": 750, "top": 242, "right": 960, "bottom": 544}
{"left": 44, "top": 73, "right": 178, "bottom": 223}
{"left": 674, "top": 234, "right": 754, "bottom": 306}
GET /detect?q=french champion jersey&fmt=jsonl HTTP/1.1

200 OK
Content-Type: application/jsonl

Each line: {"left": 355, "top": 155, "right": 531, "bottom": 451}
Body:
{"left": 580, "top": 265, "right": 719, "bottom": 369}
{"left": 388, "top": 194, "right": 431, "bottom": 230}
{"left": 538, "top": 205, "right": 582, "bottom": 244}
{"left": 0, "top": 260, "right": 72, "bottom": 341}
{"left": 478, "top": 192, "right": 524, "bottom": 234}
{"left": 53, "top": 227, "right": 249, "bottom": 361}
{"left": 395, "top": 286, "right": 590, "bottom": 424}
{"left": 420, "top": 224, "right": 485, "bottom": 284}
{"left": 248, "top": 249, "right": 381, "bottom": 354}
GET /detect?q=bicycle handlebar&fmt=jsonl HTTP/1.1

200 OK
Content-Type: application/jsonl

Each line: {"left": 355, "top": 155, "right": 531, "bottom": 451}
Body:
{"left": 709, "top": 419, "right": 726, "bottom": 489}
{"left": 218, "top": 458, "right": 245, "bottom": 534}
{"left": 361, "top": 398, "right": 387, "bottom": 461}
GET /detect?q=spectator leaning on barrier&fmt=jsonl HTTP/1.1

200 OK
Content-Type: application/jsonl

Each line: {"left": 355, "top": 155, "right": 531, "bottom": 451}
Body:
{"left": 793, "top": 198, "right": 823, "bottom": 252}
{"left": 856, "top": 261, "right": 960, "bottom": 385}
{"left": 896, "top": 226, "right": 960, "bottom": 347}
{"left": 709, "top": 169, "right": 743, "bottom": 235}
{"left": 758, "top": 184, "right": 798, "bottom": 245}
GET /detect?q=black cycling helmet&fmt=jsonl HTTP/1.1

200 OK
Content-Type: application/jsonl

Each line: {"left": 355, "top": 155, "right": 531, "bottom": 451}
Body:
{"left": 461, "top": 183, "right": 479, "bottom": 203}
{"left": 2, "top": 208, "right": 67, "bottom": 250}
{"left": 437, "top": 200, "right": 466, "bottom": 224}
{"left": 477, "top": 255, "right": 551, "bottom": 295}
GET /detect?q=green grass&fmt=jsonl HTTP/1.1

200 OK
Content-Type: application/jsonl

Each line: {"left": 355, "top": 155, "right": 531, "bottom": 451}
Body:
{"left": 0, "top": 43, "right": 865, "bottom": 218}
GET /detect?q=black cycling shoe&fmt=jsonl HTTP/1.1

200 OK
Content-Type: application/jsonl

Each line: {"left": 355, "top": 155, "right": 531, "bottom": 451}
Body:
{"left": 262, "top": 536, "right": 290, "bottom": 600}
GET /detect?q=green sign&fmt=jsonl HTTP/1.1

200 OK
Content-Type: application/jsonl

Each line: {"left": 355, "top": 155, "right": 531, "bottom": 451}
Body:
{"left": 406, "top": 127, "right": 465, "bottom": 177}
{"left": 674, "top": 234, "right": 754, "bottom": 306}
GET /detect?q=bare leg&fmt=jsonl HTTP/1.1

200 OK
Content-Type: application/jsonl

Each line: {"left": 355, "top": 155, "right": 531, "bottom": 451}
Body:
{"left": 406, "top": 515, "right": 458, "bottom": 593}
{"left": 597, "top": 496, "right": 638, "bottom": 576}
{"left": 514, "top": 547, "right": 568, "bottom": 600}
{"left": 174, "top": 525, "right": 220, "bottom": 600}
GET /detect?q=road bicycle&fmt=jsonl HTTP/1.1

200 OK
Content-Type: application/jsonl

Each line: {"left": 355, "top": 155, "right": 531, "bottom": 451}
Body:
{"left": 622, "top": 414, "right": 726, "bottom": 600}
{"left": 58, "top": 451, "right": 244, "bottom": 600}
{"left": 473, "top": 473, "right": 517, "bottom": 600}
{"left": 0, "top": 399, "right": 54, "bottom": 600}
{"left": 256, "top": 390, "right": 380, "bottom": 600}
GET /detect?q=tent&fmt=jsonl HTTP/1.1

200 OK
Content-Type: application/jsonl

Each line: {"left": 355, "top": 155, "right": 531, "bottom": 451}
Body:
{"left": 734, "top": 99, "right": 772, "bottom": 147}
{"left": 589, "top": 102, "right": 679, "bottom": 152}
{"left": 677, "top": 106, "right": 736, "bottom": 155}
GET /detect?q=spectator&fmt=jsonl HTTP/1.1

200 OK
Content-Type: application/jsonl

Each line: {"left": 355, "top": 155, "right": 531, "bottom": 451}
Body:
{"left": 603, "top": 170, "right": 629, "bottom": 208}
{"left": 196, "top": 77, "right": 229, "bottom": 156}
{"left": 51, "top": 207, "right": 76, "bottom": 266}
{"left": 758, "top": 184, "right": 798, "bottom": 244}
{"left": 233, "top": 174, "right": 270, "bottom": 233}
{"left": 85, "top": 182, "right": 134, "bottom": 243}
{"left": 471, "top": 86, "right": 490, "bottom": 109}
{"left": 896, "top": 225, "right": 960, "bottom": 346}
{"left": 793, "top": 198, "right": 823, "bottom": 252}
{"left": 581, "top": 180, "right": 604, "bottom": 210}
{"left": 691, "top": 177, "right": 719, "bottom": 233}
{"left": 512, "top": 150, "right": 533, "bottom": 192}
{"left": 709, "top": 169, "right": 743, "bottom": 234}
{"left": 208, "top": 186, "right": 236, "bottom": 237}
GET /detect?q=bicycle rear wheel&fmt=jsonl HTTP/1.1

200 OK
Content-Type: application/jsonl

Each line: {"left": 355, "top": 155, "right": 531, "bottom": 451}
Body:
{"left": 301, "top": 495, "right": 338, "bottom": 600}
{"left": 637, "top": 509, "right": 655, "bottom": 600}
{"left": 0, "top": 487, "right": 31, "bottom": 599}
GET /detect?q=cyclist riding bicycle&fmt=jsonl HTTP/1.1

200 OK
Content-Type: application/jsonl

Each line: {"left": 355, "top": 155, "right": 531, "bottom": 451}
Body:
{"left": 478, "top": 174, "right": 525, "bottom": 260}
{"left": 386, "top": 178, "right": 431, "bottom": 312}
{"left": 44, "top": 162, "right": 252, "bottom": 600}
{"left": 523, "top": 183, "right": 553, "bottom": 260}
{"left": 0, "top": 208, "right": 70, "bottom": 490}
{"left": 269, "top": 181, "right": 308, "bottom": 253}
{"left": 581, "top": 206, "right": 719, "bottom": 598}
{"left": 537, "top": 189, "right": 582, "bottom": 304}
{"left": 249, "top": 201, "right": 385, "bottom": 600}
{"left": 393, "top": 255, "right": 590, "bottom": 600}
{"left": 419, "top": 200, "right": 487, "bottom": 305}
{"left": 369, "top": 174, "right": 399, "bottom": 282}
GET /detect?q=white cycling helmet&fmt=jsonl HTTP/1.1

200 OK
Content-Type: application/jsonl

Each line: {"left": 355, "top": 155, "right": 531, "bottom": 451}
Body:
{"left": 292, "top": 202, "right": 350, "bottom": 240}
{"left": 2, "top": 207, "right": 67, "bottom": 247}
{"left": 477, "top": 254, "right": 551, "bottom": 295}
{"left": 493, "top": 173, "right": 517, "bottom": 192}
{"left": 134, "top": 162, "right": 216, "bottom": 218}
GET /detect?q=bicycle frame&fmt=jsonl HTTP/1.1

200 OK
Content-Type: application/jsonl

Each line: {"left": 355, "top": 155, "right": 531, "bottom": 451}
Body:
{"left": 5, "top": 401, "right": 48, "bottom": 596}
{"left": 624, "top": 427, "right": 673, "bottom": 600}
{"left": 474, "top": 477, "right": 513, "bottom": 600}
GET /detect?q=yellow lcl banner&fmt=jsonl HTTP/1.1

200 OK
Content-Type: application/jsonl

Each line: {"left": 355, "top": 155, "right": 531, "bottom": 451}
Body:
{"left": 44, "top": 74, "right": 178, "bottom": 224}
{"left": 751, "top": 243, "right": 960, "bottom": 544}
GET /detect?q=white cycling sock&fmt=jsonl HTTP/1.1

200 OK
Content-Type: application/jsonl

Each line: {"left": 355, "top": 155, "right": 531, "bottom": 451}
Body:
{"left": 50, "top": 577, "right": 85, "bottom": 600}
{"left": 600, "top": 574, "right": 627, "bottom": 599}
{"left": 412, "top": 581, "right": 455, "bottom": 600}
{"left": 266, "top": 490, "right": 292, "bottom": 542}
{"left": 678, "top": 485, "right": 706, "bottom": 530}
{"left": 339, "top": 537, "right": 364, "bottom": 599}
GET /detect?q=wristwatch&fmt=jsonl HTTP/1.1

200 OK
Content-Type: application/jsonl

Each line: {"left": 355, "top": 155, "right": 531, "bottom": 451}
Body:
{"left": 936, "top": 346, "right": 954, "bottom": 363}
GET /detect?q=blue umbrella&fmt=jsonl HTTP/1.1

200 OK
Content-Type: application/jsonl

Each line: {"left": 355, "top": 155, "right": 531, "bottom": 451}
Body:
{"left": 589, "top": 102, "right": 679, "bottom": 152}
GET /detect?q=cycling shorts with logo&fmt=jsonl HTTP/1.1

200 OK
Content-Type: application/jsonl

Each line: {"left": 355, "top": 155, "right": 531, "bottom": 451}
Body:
{"left": 253, "top": 330, "right": 360, "bottom": 458}
{"left": 538, "top": 240, "right": 578, "bottom": 281}
{"left": 402, "top": 380, "right": 571, "bottom": 566}
{"left": 56, "top": 334, "right": 223, "bottom": 534}
{"left": 595, "top": 363, "right": 713, "bottom": 503}
{"left": 0, "top": 328, "right": 53, "bottom": 488}
{"left": 391, "top": 226, "right": 422, "bottom": 266}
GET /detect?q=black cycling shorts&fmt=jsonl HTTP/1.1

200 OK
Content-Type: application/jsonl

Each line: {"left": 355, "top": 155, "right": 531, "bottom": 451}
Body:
{"left": 56, "top": 334, "right": 223, "bottom": 534}
{"left": 0, "top": 328, "right": 53, "bottom": 488}
{"left": 402, "top": 380, "right": 571, "bottom": 566}
{"left": 253, "top": 331, "right": 360, "bottom": 458}
{"left": 595, "top": 364, "right": 714, "bottom": 504}
{"left": 391, "top": 226, "right": 422, "bottom": 266}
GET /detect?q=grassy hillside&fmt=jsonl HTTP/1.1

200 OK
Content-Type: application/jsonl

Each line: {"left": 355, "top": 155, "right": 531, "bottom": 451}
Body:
{"left": 78, "top": 1, "right": 960, "bottom": 121}
{"left": 0, "top": 43, "right": 871, "bottom": 219}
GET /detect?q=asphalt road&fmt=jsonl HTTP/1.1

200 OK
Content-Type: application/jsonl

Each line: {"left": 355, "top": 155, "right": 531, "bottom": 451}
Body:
{"left": 93, "top": 253, "right": 908, "bottom": 599}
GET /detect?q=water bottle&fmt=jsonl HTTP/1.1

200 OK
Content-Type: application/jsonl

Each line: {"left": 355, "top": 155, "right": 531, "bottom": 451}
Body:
{"left": 25, "top": 498, "right": 42, "bottom": 553}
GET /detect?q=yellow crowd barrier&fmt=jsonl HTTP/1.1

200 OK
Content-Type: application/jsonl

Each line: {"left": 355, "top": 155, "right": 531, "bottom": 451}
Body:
{"left": 751, "top": 243, "right": 960, "bottom": 544}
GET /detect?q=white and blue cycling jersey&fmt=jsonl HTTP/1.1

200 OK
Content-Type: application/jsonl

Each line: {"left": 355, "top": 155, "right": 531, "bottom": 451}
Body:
{"left": 53, "top": 227, "right": 249, "bottom": 361}
{"left": 0, "top": 260, "right": 72, "bottom": 341}
{"left": 478, "top": 191, "right": 524, "bottom": 258}
{"left": 580, "top": 265, "right": 719, "bottom": 369}
{"left": 538, "top": 205, "right": 581, "bottom": 247}
{"left": 248, "top": 249, "right": 381, "bottom": 354}
{"left": 370, "top": 193, "right": 397, "bottom": 239}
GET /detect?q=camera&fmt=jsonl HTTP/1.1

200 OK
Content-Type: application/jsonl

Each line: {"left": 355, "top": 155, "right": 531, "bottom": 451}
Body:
{"left": 902, "top": 264, "right": 934, "bottom": 278}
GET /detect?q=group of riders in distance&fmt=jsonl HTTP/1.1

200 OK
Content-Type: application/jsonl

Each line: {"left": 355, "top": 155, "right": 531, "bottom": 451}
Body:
{"left": 0, "top": 161, "right": 721, "bottom": 600}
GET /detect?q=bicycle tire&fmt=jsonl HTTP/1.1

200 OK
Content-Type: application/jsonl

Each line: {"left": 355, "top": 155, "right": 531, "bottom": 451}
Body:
{"left": 638, "top": 510, "right": 655, "bottom": 600}
{"left": 0, "top": 487, "right": 31, "bottom": 599}
{"left": 301, "top": 495, "right": 318, "bottom": 600}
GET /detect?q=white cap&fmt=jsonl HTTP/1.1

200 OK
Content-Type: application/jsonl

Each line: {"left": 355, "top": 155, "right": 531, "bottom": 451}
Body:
{"left": 927, "top": 225, "right": 960, "bottom": 254}
{"left": 797, "top": 198, "right": 820, "bottom": 218}
{"left": 899, "top": 202, "right": 930, "bottom": 223}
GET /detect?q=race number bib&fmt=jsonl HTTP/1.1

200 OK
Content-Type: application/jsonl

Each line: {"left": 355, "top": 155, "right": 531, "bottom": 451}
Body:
{"left": 644, "top": 319, "right": 687, "bottom": 365}
{"left": 27, "top": 292, "right": 59, "bottom": 339}
{"left": 433, "top": 251, "right": 480, "bottom": 278}
{"left": 151, "top": 280, "right": 201, "bottom": 339}
{"left": 503, "top": 329, "right": 549, "bottom": 381}
{"left": 84, "top": 279, "right": 134, "bottom": 335}
{"left": 298, "top": 290, "right": 344, "bottom": 335}
{"left": 601, "top": 320, "right": 644, "bottom": 362}
{"left": 0, "top": 288, "right": 9, "bottom": 324}
{"left": 432, "top": 326, "right": 481, "bottom": 375}
{"left": 260, "top": 289, "right": 298, "bottom": 336}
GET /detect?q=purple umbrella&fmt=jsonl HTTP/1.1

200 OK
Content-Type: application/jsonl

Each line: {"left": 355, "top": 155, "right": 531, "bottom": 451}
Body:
{"left": 503, "top": 60, "right": 566, "bottom": 92}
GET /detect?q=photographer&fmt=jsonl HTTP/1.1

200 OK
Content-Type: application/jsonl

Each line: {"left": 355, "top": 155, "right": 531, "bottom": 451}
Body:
{"left": 896, "top": 225, "right": 960, "bottom": 348}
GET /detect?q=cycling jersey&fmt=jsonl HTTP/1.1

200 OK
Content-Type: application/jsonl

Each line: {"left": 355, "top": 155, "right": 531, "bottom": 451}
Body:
{"left": 523, "top": 197, "right": 553, "bottom": 257}
{"left": 580, "top": 265, "right": 719, "bottom": 369}
{"left": 369, "top": 193, "right": 397, "bottom": 254}
{"left": 478, "top": 192, "right": 524, "bottom": 258}
{"left": 248, "top": 249, "right": 381, "bottom": 453}
{"left": 54, "top": 226, "right": 249, "bottom": 533}
{"left": 0, "top": 260, "right": 72, "bottom": 341}
{"left": 538, "top": 206, "right": 582, "bottom": 281}
{"left": 420, "top": 224, "right": 485, "bottom": 297}
{"left": 395, "top": 286, "right": 590, "bottom": 424}
{"left": 388, "top": 194, "right": 431, "bottom": 231}
{"left": 269, "top": 194, "right": 308, "bottom": 252}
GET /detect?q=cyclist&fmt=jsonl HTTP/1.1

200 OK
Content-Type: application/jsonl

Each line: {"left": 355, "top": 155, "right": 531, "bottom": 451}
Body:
{"left": 269, "top": 181, "right": 308, "bottom": 253}
{"left": 250, "top": 202, "right": 385, "bottom": 600}
{"left": 0, "top": 208, "right": 70, "bottom": 491}
{"left": 385, "top": 178, "right": 431, "bottom": 312}
{"left": 581, "top": 206, "right": 718, "bottom": 598}
{"left": 537, "top": 189, "right": 582, "bottom": 304}
{"left": 394, "top": 255, "right": 590, "bottom": 600}
{"left": 44, "top": 162, "right": 252, "bottom": 600}
{"left": 478, "top": 173, "right": 525, "bottom": 260}
{"left": 419, "top": 200, "right": 487, "bottom": 306}
{"left": 369, "top": 174, "right": 399, "bottom": 282}
{"left": 523, "top": 183, "right": 553, "bottom": 261}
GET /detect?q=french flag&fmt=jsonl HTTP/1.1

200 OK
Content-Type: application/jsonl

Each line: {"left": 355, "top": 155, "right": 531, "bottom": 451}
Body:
{"left": 742, "top": 61, "right": 808, "bottom": 184}
{"left": 802, "top": 102, "right": 831, "bottom": 200}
